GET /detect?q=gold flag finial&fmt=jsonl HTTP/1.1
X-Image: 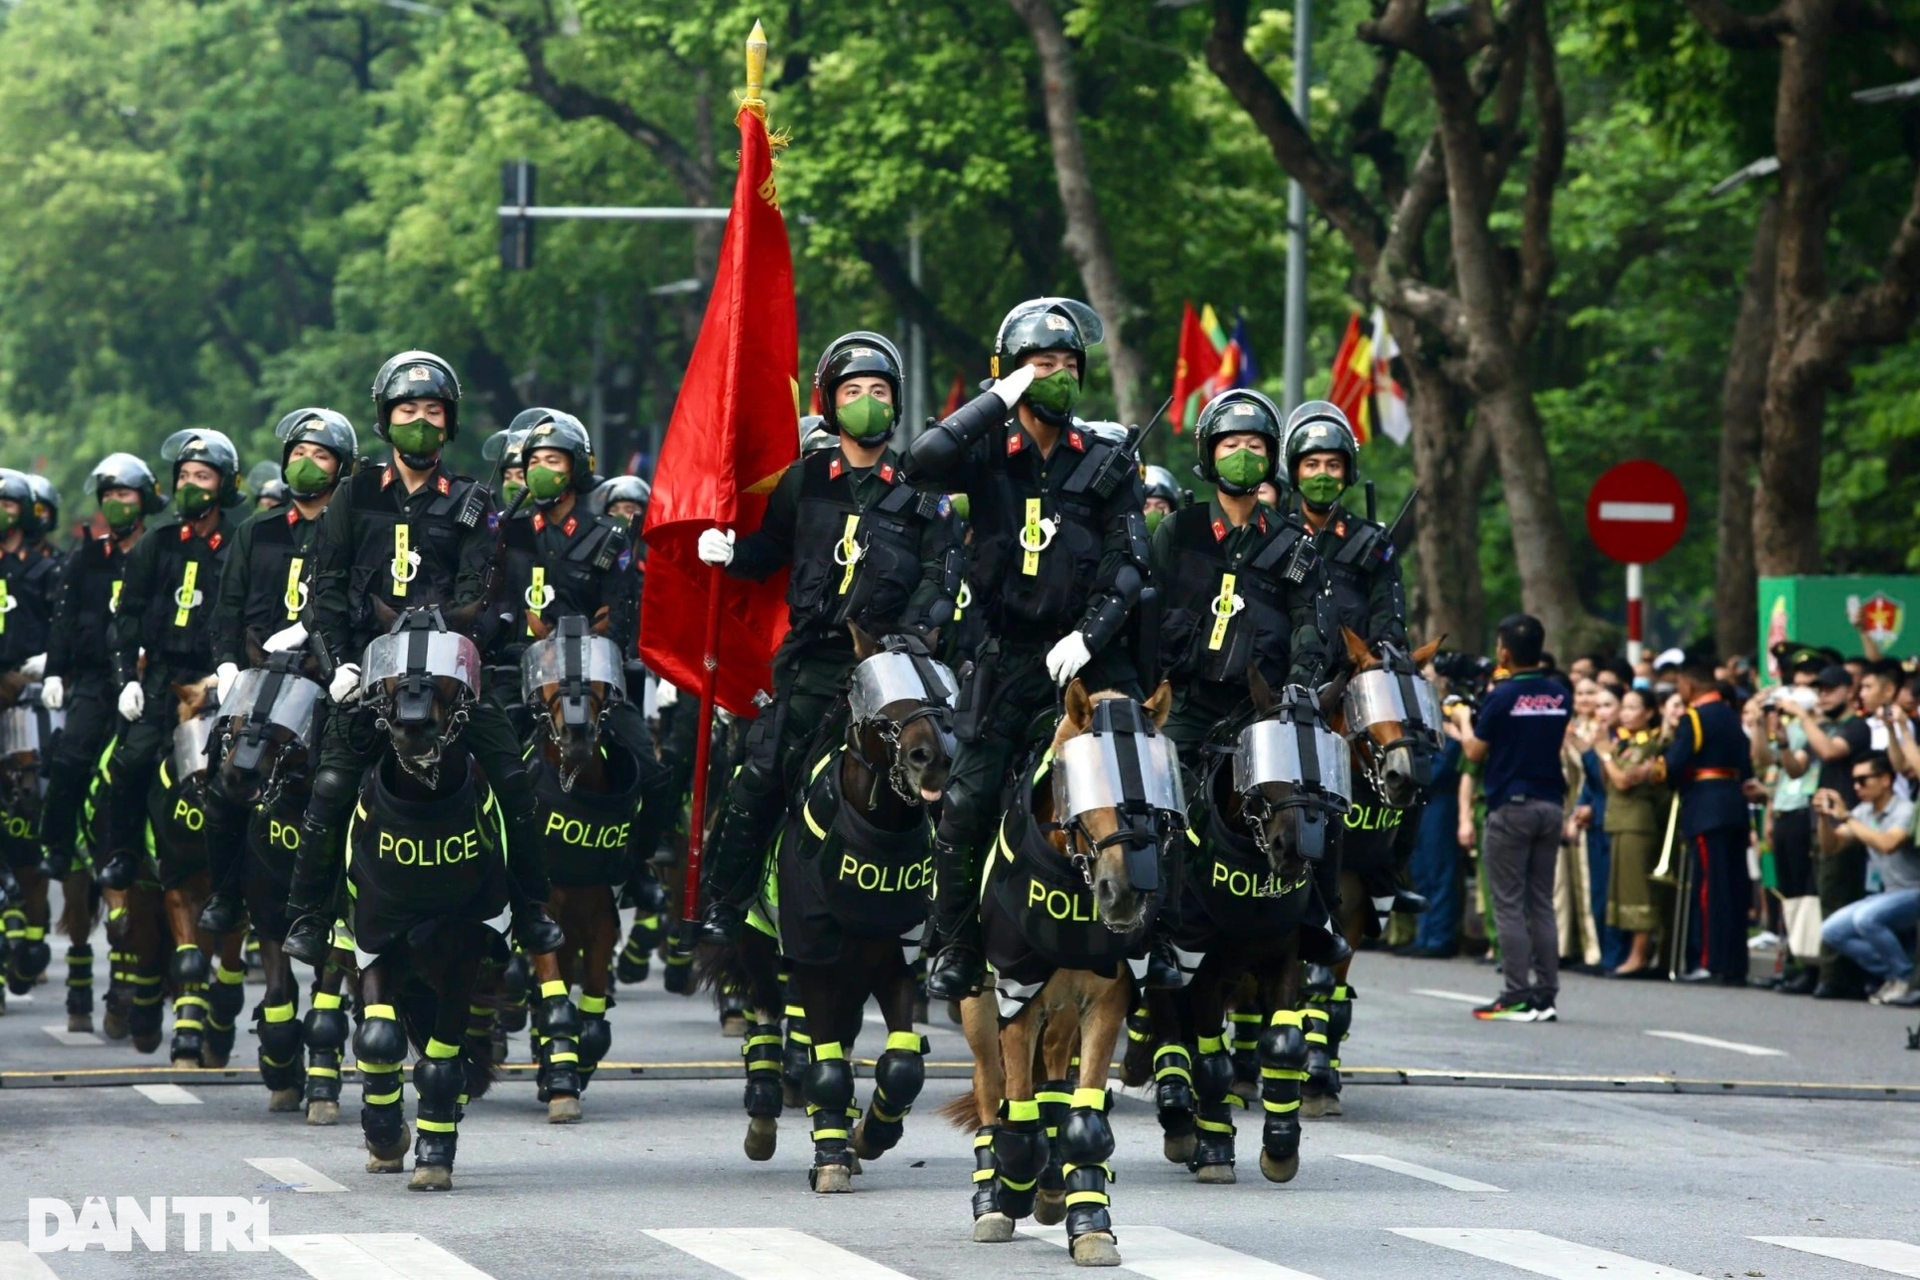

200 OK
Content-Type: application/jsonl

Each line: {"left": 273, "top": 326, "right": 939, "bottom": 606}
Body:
{"left": 743, "top": 20, "right": 768, "bottom": 118}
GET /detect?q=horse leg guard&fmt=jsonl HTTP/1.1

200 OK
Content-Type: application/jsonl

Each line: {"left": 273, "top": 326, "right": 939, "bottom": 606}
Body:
{"left": 781, "top": 1002, "right": 810, "bottom": 1108}
{"left": 1257, "top": 1009, "right": 1307, "bottom": 1182}
{"left": 1190, "top": 1036, "right": 1237, "bottom": 1182}
{"left": 410, "top": 1042, "right": 463, "bottom": 1191}
{"left": 303, "top": 992, "right": 349, "bottom": 1119}
{"left": 102, "top": 935, "right": 132, "bottom": 1040}
{"left": 741, "top": 1020, "right": 784, "bottom": 1161}
{"left": 1060, "top": 1088, "right": 1117, "bottom": 1254}
{"left": 128, "top": 964, "right": 166, "bottom": 1053}
{"left": 853, "top": 1032, "right": 927, "bottom": 1161}
{"left": 499, "top": 950, "right": 530, "bottom": 1032}
{"left": 256, "top": 1001, "right": 306, "bottom": 1105}
{"left": 355, "top": 1005, "right": 410, "bottom": 1170}
{"left": 576, "top": 994, "right": 611, "bottom": 1094}
{"left": 718, "top": 981, "right": 748, "bottom": 1036}
{"left": 1321, "top": 983, "right": 1354, "bottom": 1109}
{"left": 1300, "top": 964, "right": 1337, "bottom": 1115}
{"left": 534, "top": 981, "right": 582, "bottom": 1117}
{"left": 1228, "top": 1009, "right": 1262, "bottom": 1095}
{"left": 803, "top": 1042, "right": 856, "bottom": 1191}
{"left": 11, "top": 925, "right": 51, "bottom": 994}
{"left": 970, "top": 1126, "right": 1007, "bottom": 1236}
{"left": 64, "top": 944, "right": 93, "bottom": 1028}
{"left": 991, "top": 1099, "right": 1048, "bottom": 1222}
{"left": 1153, "top": 1043, "right": 1196, "bottom": 1163}
{"left": 168, "top": 944, "right": 209, "bottom": 1066}
{"left": 616, "top": 912, "right": 658, "bottom": 984}
{"left": 464, "top": 1000, "right": 497, "bottom": 1067}
{"left": 1031, "top": 1078, "right": 1072, "bottom": 1222}
{"left": 202, "top": 965, "right": 245, "bottom": 1067}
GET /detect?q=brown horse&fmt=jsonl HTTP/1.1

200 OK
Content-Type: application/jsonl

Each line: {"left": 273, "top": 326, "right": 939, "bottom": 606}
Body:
{"left": 945, "top": 680, "right": 1176, "bottom": 1268}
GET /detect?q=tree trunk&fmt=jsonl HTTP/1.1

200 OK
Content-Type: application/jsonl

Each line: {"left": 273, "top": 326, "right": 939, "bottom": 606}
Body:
{"left": 1406, "top": 360, "right": 1487, "bottom": 651}
{"left": 1716, "top": 196, "right": 1778, "bottom": 659}
{"left": 1007, "top": 0, "right": 1149, "bottom": 425}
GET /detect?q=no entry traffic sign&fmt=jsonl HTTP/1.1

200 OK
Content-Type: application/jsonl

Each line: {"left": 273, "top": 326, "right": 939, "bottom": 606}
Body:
{"left": 1586, "top": 460, "right": 1688, "bottom": 565}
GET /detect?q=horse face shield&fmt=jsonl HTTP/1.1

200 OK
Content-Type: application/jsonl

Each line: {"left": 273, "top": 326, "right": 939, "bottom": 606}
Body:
{"left": 848, "top": 642, "right": 958, "bottom": 801}
{"left": 361, "top": 615, "right": 481, "bottom": 757}
{"left": 1053, "top": 700, "right": 1185, "bottom": 893}
{"left": 0, "top": 696, "right": 61, "bottom": 811}
{"left": 521, "top": 620, "right": 626, "bottom": 735}
{"left": 1233, "top": 710, "right": 1351, "bottom": 863}
{"left": 221, "top": 658, "right": 322, "bottom": 785}
{"left": 1341, "top": 656, "right": 1443, "bottom": 789}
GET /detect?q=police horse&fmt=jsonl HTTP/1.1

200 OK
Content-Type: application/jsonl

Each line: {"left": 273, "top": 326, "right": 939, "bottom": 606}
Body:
{"left": 1126, "top": 670, "right": 1353, "bottom": 1186}
{"left": 0, "top": 678, "right": 88, "bottom": 1027}
{"left": 342, "top": 608, "right": 506, "bottom": 1191}
{"left": 944, "top": 680, "right": 1180, "bottom": 1268}
{"left": 712, "top": 627, "right": 954, "bottom": 1190}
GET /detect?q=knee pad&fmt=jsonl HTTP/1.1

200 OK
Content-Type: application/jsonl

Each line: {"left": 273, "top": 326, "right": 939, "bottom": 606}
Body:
{"left": 168, "top": 944, "right": 209, "bottom": 988}
{"left": 257, "top": 1005, "right": 303, "bottom": 1065}
{"left": 14, "top": 936, "right": 51, "bottom": 978}
{"left": 578, "top": 1013, "right": 611, "bottom": 1066}
{"left": 1302, "top": 962, "right": 1336, "bottom": 1000}
{"left": 535, "top": 984, "right": 582, "bottom": 1039}
{"left": 206, "top": 971, "right": 245, "bottom": 1027}
{"left": 1192, "top": 1037, "right": 1235, "bottom": 1103}
{"left": 1258, "top": 1011, "right": 1309, "bottom": 1073}
{"left": 307, "top": 766, "right": 359, "bottom": 816}
{"left": 353, "top": 1011, "right": 407, "bottom": 1067}
{"left": 872, "top": 1032, "right": 927, "bottom": 1111}
{"left": 413, "top": 1053, "right": 464, "bottom": 1110}
{"left": 802, "top": 1045, "right": 855, "bottom": 1114}
{"left": 1059, "top": 1092, "right": 1115, "bottom": 1164}
{"left": 303, "top": 1003, "right": 350, "bottom": 1051}
{"left": 992, "top": 1104, "right": 1049, "bottom": 1184}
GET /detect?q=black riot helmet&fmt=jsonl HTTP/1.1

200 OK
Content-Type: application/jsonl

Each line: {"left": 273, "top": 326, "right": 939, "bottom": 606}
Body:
{"left": 482, "top": 426, "right": 532, "bottom": 473}
{"left": 25, "top": 474, "right": 59, "bottom": 541}
{"left": 519, "top": 410, "right": 598, "bottom": 495}
{"left": 814, "top": 332, "right": 904, "bottom": 441}
{"left": 0, "top": 469, "right": 36, "bottom": 539}
{"left": 990, "top": 297, "right": 1104, "bottom": 380}
{"left": 1283, "top": 400, "right": 1359, "bottom": 487}
{"left": 89, "top": 452, "right": 167, "bottom": 516}
{"left": 1195, "top": 389, "right": 1284, "bottom": 495}
{"left": 370, "top": 350, "right": 462, "bottom": 440}
{"left": 274, "top": 407, "right": 359, "bottom": 472}
{"left": 1141, "top": 465, "right": 1180, "bottom": 507}
{"left": 592, "top": 474, "right": 651, "bottom": 515}
{"left": 160, "top": 429, "right": 246, "bottom": 508}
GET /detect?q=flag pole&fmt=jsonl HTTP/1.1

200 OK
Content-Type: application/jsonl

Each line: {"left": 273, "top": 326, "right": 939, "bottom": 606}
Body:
{"left": 678, "top": 18, "right": 769, "bottom": 933}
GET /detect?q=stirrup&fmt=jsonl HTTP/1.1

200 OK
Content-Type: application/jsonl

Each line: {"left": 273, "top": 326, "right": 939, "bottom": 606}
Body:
{"left": 281, "top": 914, "right": 333, "bottom": 967}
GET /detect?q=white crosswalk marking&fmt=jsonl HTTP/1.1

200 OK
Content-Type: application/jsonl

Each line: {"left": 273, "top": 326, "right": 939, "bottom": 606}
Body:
{"left": 130, "top": 1083, "right": 200, "bottom": 1105}
{"left": 245, "top": 1157, "right": 347, "bottom": 1193}
{"left": 273, "top": 1233, "right": 494, "bottom": 1280}
{"left": 1332, "top": 1153, "right": 1505, "bottom": 1192}
{"left": 1753, "top": 1237, "right": 1920, "bottom": 1276}
{"left": 0, "top": 1242, "right": 61, "bottom": 1280}
{"left": 1410, "top": 988, "right": 1488, "bottom": 1005}
{"left": 41, "top": 1025, "right": 103, "bottom": 1046}
{"left": 1391, "top": 1228, "right": 1701, "bottom": 1278}
{"left": 646, "top": 1228, "right": 916, "bottom": 1280}
{"left": 1644, "top": 1030, "right": 1785, "bottom": 1057}
{"left": 1021, "top": 1225, "right": 1327, "bottom": 1280}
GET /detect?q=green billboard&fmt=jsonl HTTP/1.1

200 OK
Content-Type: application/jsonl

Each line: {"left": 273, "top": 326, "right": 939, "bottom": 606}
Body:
{"left": 1758, "top": 574, "right": 1920, "bottom": 684}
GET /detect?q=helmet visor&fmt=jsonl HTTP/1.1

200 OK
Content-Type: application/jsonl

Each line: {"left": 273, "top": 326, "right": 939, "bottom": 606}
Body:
{"left": 360, "top": 630, "right": 482, "bottom": 701}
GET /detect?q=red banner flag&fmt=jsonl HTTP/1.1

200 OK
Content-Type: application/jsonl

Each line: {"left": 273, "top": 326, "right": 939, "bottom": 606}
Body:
{"left": 1327, "top": 311, "right": 1374, "bottom": 446}
{"left": 640, "top": 103, "right": 798, "bottom": 718}
{"left": 1170, "top": 300, "right": 1223, "bottom": 433}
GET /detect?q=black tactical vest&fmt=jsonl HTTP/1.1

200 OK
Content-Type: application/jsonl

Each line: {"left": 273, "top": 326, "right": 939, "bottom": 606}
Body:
{"left": 1320, "top": 511, "right": 1392, "bottom": 639}
{"left": 497, "top": 511, "right": 628, "bottom": 658}
{"left": 0, "top": 546, "right": 59, "bottom": 668}
{"left": 57, "top": 538, "right": 125, "bottom": 672}
{"left": 241, "top": 508, "right": 325, "bottom": 639}
{"left": 786, "top": 453, "right": 938, "bottom": 638}
{"left": 342, "top": 467, "right": 477, "bottom": 645}
{"left": 1161, "top": 505, "right": 1316, "bottom": 688}
{"left": 139, "top": 518, "right": 232, "bottom": 673}
{"left": 969, "top": 426, "right": 1129, "bottom": 637}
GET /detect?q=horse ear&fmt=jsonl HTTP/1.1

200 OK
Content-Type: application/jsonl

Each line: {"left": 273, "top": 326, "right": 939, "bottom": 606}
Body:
{"left": 1145, "top": 680, "right": 1173, "bottom": 729}
{"left": 370, "top": 596, "right": 400, "bottom": 631}
{"left": 244, "top": 626, "right": 269, "bottom": 669}
{"left": 1412, "top": 634, "right": 1445, "bottom": 667}
{"left": 590, "top": 606, "right": 611, "bottom": 636}
{"left": 1248, "top": 666, "right": 1275, "bottom": 714}
{"left": 1342, "top": 626, "right": 1372, "bottom": 670}
{"left": 1063, "top": 679, "right": 1092, "bottom": 732}
{"left": 1317, "top": 671, "right": 1352, "bottom": 722}
{"left": 848, "top": 622, "right": 879, "bottom": 661}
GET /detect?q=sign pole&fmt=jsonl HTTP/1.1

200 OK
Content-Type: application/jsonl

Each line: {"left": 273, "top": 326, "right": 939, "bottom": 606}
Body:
{"left": 1626, "top": 562, "right": 1644, "bottom": 668}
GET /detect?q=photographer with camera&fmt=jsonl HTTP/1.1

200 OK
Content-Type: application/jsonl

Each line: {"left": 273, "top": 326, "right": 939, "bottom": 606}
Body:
{"left": 1813, "top": 753, "right": 1917, "bottom": 1005}
{"left": 1445, "top": 614, "right": 1570, "bottom": 1023}
{"left": 1752, "top": 647, "right": 1825, "bottom": 992}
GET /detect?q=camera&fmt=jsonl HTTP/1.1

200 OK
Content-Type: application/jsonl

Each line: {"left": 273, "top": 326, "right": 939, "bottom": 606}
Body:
{"left": 1433, "top": 651, "right": 1495, "bottom": 711}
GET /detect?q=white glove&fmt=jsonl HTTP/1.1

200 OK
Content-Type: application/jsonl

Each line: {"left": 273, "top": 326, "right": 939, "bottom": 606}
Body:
{"left": 655, "top": 681, "right": 680, "bottom": 709}
{"left": 215, "top": 662, "right": 240, "bottom": 705}
{"left": 19, "top": 653, "right": 46, "bottom": 680}
{"left": 263, "top": 621, "right": 308, "bottom": 653}
{"left": 1045, "top": 631, "right": 1094, "bottom": 687}
{"left": 989, "top": 363, "right": 1038, "bottom": 408}
{"left": 329, "top": 663, "right": 362, "bottom": 705}
{"left": 697, "top": 528, "right": 735, "bottom": 566}
{"left": 40, "top": 676, "right": 63, "bottom": 710}
{"left": 117, "top": 681, "right": 144, "bottom": 722}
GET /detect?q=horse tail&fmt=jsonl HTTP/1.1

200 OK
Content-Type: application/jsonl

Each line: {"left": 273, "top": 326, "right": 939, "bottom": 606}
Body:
{"left": 938, "top": 1090, "right": 981, "bottom": 1132}
{"left": 692, "top": 936, "right": 741, "bottom": 996}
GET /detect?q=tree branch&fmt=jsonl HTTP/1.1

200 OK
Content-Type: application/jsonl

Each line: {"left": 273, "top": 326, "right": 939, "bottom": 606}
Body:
{"left": 1800, "top": 163, "right": 1920, "bottom": 365}
{"left": 1686, "top": 0, "right": 1792, "bottom": 48}
{"left": 1348, "top": 47, "right": 1407, "bottom": 207}
{"left": 855, "top": 238, "right": 991, "bottom": 381}
{"left": 1511, "top": 4, "right": 1564, "bottom": 348}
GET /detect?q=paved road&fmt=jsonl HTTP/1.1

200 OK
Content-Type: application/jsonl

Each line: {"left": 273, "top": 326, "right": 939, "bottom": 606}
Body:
{"left": 0, "top": 911, "right": 1916, "bottom": 1279}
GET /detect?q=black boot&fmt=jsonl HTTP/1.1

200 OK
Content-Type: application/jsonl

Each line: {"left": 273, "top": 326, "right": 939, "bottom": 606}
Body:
{"left": 1392, "top": 889, "right": 1429, "bottom": 915}
{"left": 699, "top": 900, "right": 745, "bottom": 947}
{"left": 925, "top": 839, "right": 985, "bottom": 1001}
{"left": 513, "top": 900, "right": 564, "bottom": 956}
{"left": 697, "top": 797, "right": 771, "bottom": 947}
{"left": 1144, "top": 937, "right": 1184, "bottom": 991}
{"left": 198, "top": 891, "right": 246, "bottom": 936}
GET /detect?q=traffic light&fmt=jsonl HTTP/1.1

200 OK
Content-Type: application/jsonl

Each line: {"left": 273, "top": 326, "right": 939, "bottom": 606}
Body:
{"left": 500, "top": 159, "right": 536, "bottom": 271}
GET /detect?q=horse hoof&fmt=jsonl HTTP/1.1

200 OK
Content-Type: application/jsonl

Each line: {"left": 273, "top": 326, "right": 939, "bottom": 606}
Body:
{"left": 1070, "top": 1233, "right": 1122, "bottom": 1267}
{"left": 548, "top": 1096, "right": 582, "bottom": 1124}
{"left": 366, "top": 1125, "right": 411, "bottom": 1172}
{"left": 366, "top": 1152, "right": 406, "bottom": 1174}
{"left": 810, "top": 1164, "right": 852, "bottom": 1194}
{"left": 972, "top": 1213, "right": 1015, "bottom": 1243}
{"left": 1034, "top": 1189, "right": 1065, "bottom": 1226}
{"left": 1317, "top": 1096, "right": 1344, "bottom": 1117}
{"left": 67, "top": 1013, "right": 92, "bottom": 1034}
{"left": 306, "top": 1101, "right": 339, "bottom": 1127}
{"left": 171, "top": 1056, "right": 199, "bottom": 1070}
{"left": 132, "top": 1035, "right": 162, "bottom": 1055}
{"left": 744, "top": 1117, "right": 777, "bottom": 1161}
{"left": 1195, "top": 1163, "right": 1237, "bottom": 1185}
{"left": 200, "top": 1050, "right": 231, "bottom": 1070}
{"left": 721, "top": 1014, "right": 749, "bottom": 1039}
{"left": 1228, "top": 1080, "right": 1258, "bottom": 1103}
{"left": 408, "top": 1165, "right": 452, "bottom": 1192}
{"left": 1259, "top": 1151, "right": 1300, "bottom": 1184}
{"left": 848, "top": 1153, "right": 863, "bottom": 1176}
{"left": 1163, "top": 1132, "right": 1196, "bottom": 1165}
{"left": 268, "top": 1088, "right": 303, "bottom": 1113}
{"left": 102, "top": 1013, "right": 129, "bottom": 1041}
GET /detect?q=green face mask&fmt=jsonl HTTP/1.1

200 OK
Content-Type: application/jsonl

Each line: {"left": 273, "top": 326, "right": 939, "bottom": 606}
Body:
{"left": 284, "top": 456, "right": 334, "bottom": 497}
{"left": 501, "top": 478, "right": 527, "bottom": 510}
{"left": 387, "top": 419, "right": 444, "bottom": 459}
{"left": 526, "top": 464, "right": 571, "bottom": 503}
{"left": 1298, "top": 472, "right": 1346, "bottom": 509}
{"left": 1215, "top": 448, "right": 1268, "bottom": 491}
{"left": 836, "top": 394, "right": 894, "bottom": 441}
{"left": 1024, "top": 368, "right": 1081, "bottom": 417}
{"left": 176, "top": 483, "right": 217, "bottom": 517}
{"left": 947, "top": 494, "right": 970, "bottom": 522}
{"left": 0, "top": 508, "right": 15, "bottom": 536}
{"left": 1144, "top": 508, "right": 1166, "bottom": 535}
{"left": 101, "top": 497, "right": 141, "bottom": 533}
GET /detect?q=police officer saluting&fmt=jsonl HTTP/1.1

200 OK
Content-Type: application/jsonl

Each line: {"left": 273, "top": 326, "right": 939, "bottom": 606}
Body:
{"left": 695, "top": 332, "right": 951, "bottom": 943}
{"left": 903, "top": 298, "right": 1149, "bottom": 1000}
{"left": 99, "top": 432, "right": 246, "bottom": 888}
{"left": 196, "top": 408, "right": 358, "bottom": 935}
{"left": 278, "top": 351, "right": 561, "bottom": 965}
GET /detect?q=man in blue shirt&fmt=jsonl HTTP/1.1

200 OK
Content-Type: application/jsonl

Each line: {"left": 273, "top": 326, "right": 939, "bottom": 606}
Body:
{"left": 1446, "top": 614, "right": 1570, "bottom": 1022}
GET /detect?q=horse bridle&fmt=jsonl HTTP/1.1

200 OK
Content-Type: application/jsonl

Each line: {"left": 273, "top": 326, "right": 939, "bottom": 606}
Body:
{"left": 536, "top": 616, "right": 618, "bottom": 793}
{"left": 1348, "top": 640, "right": 1442, "bottom": 794}
{"left": 1233, "top": 685, "right": 1349, "bottom": 860}
{"left": 221, "top": 654, "right": 310, "bottom": 808}
{"left": 1052, "top": 698, "right": 1181, "bottom": 896}
{"left": 846, "top": 640, "right": 955, "bottom": 808}
{"left": 370, "top": 609, "right": 474, "bottom": 787}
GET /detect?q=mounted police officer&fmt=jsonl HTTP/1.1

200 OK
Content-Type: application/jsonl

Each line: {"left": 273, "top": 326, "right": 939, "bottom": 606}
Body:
{"left": 694, "top": 332, "right": 953, "bottom": 944}
{"left": 278, "top": 351, "right": 561, "bottom": 965}
{"left": 1141, "top": 464, "right": 1182, "bottom": 534}
{"left": 1282, "top": 402, "right": 1405, "bottom": 651}
{"left": 0, "top": 469, "right": 57, "bottom": 687}
{"left": 902, "top": 298, "right": 1149, "bottom": 1000}
{"left": 98, "top": 431, "right": 246, "bottom": 889}
{"left": 195, "top": 408, "right": 359, "bottom": 935}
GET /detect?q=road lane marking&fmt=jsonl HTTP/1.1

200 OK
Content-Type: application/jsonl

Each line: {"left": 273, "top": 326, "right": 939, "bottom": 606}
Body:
{"left": 1754, "top": 1237, "right": 1920, "bottom": 1276}
{"left": 0, "top": 1243, "right": 61, "bottom": 1279}
{"left": 131, "top": 1083, "right": 200, "bottom": 1105}
{"left": 646, "top": 1228, "right": 915, "bottom": 1280}
{"left": 1331, "top": 1153, "right": 1505, "bottom": 1192}
{"left": 273, "top": 1233, "right": 494, "bottom": 1279}
{"left": 246, "top": 1157, "right": 347, "bottom": 1193}
{"left": 1410, "top": 989, "right": 1488, "bottom": 1005}
{"left": 1391, "top": 1228, "right": 1700, "bottom": 1278}
{"left": 1644, "top": 1030, "right": 1785, "bottom": 1057}
{"left": 42, "top": 1025, "right": 103, "bottom": 1046}
{"left": 1022, "top": 1225, "right": 1326, "bottom": 1279}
